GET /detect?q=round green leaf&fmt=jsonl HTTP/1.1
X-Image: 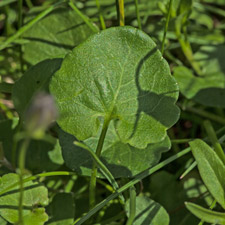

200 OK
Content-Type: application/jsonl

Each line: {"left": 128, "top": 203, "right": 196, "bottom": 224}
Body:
{"left": 23, "top": 7, "right": 96, "bottom": 65}
{"left": 174, "top": 45, "right": 225, "bottom": 108}
{"left": 58, "top": 123, "right": 171, "bottom": 178}
{"left": 50, "top": 26, "right": 179, "bottom": 149}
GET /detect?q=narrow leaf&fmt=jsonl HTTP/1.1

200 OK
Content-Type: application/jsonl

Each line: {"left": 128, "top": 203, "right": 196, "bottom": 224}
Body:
{"left": 186, "top": 202, "right": 225, "bottom": 225}
{"left": 189, "top": 139, "right": 225, "bottom": 209}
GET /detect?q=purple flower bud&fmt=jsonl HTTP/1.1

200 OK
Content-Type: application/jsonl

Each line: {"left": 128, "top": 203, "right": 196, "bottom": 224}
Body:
{"left": 25, "top": 92, "right": 58, "bottom": 138}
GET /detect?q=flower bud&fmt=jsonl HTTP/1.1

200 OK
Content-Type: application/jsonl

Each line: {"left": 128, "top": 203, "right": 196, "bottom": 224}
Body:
{"left": 25, "top": 92, "right": 58, "bottom": 138}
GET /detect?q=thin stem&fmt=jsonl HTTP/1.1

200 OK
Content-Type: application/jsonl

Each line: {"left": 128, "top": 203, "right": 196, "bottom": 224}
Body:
{"left": 25, "top": 0, "right": 33, "bottom": 9}
{"left": 0, "top": 1, "right": 64, "bottom": 51}
{"left": 181, "top": 105, "right": 225, "bottom": 126}
{"left": 161, "top": 0, "right": 173, "bottom": 55}
{"left": 180, "top": 161, "right": 197, "bottom": 179}
{"left": 203, "top": 120, "right": 225, "bottom": 165}
{"left": 18, "top": 138, "right": 30, "bottom": 225}
{"left": 89, "top": 118, "right": 110, "bottom": 209}
{"left": 118, "top": 0, "right": 125, "bottom": 26}
{"left": 171, "top": 139, "right": 194, "bottom": 144}
{"left": 74, "top": 141, "right": 124, "bottom": 202}
{"left": 69, "top": 0, "right": 99, "bottom": 33}
{"left": 0, "top": 171, "right": 75, "bottom": 197}
{"left": 134, "top": 0, "right": 142, "bottom": 30}
{"left": 18, "top": 0, "right": 23, "bottom": 29}
{"left": 18, "top": 0, "right": 24, "bottom": 72}
{"left": 95, "top": 0, "right": 106, "bottom": 29}
{"left": 73, "top": 147, "right": 191, "bottom": 225}
{"left": 126, "top": 186, "right": 136, "bottom": 225}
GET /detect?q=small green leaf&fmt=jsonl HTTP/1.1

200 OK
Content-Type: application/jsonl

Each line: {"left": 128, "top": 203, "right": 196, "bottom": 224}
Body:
{"left": 125, "top": 196, "right": 170, "bottom": 225}
{"left": 26, "top": 139, "right": 64, "bottom": 173}
{"left": 189, "top": 139, "right": 225, "bottom": 209}
{"left": 23, "top": 208, "right": 48, "bottom": 225}
{"left": 12, "top": 58, "right": 62, "bottom": 117}
{"left": 46, "top": 193, "right": 75, "bottom": 225}
{"left": 23, "top": 7, "right": 96, "bottom": 65}
{"left": 0, "top": 173, "right": 48, "bottom": 224}
{"left": 50, "top": 26, "right": 179, "bottom": 149}
{"left": 185, "top": 202, "right": 225, "bottom": 225}
{"left": 174, "top": 45, "right": 225, "bottom": 108}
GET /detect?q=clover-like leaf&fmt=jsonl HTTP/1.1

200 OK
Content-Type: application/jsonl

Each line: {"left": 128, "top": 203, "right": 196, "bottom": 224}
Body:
{"left": 23, "top": 7, "right": 96, "bottom": 65}
{"left": 50, "top": 26, "right": 179, "bottom": 149}
{"left": 174, "top": 45, "right": 225, "bottom": 108}
{"left": 0, "top": 173, "right": 48, "bottom": 224}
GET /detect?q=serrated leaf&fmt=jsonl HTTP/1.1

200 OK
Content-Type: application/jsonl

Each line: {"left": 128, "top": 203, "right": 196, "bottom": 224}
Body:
{"left": 174, "top": 45, "right": 225, "bottom": 108}
{"left": 46, "top": 193, "right": 75, "bottom": 225}
{"left": 125, "top": 196, "right": 169, "bottom": 225}
{"left": 189, "top": 139, "right": 225, "bottom": 209}
{"left": 58, "top": 123, "right": 171, "bottom": 178}
{"left": 50, "top": 26, "right": 179, "bottom": 149}
{"left": 23, "top": 7, "right": 96, "bottom": 65}
{"left": 186, "top": 202, "right": 225, "bottom": 225}
{"left": 12, "top": 58, "right": 62, "bottom": 117}
{"left": 0, "top": 173, "right": 48, "bottom": 224}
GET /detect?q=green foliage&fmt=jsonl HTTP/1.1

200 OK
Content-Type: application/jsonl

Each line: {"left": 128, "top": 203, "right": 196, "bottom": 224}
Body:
{"left": 190, "top": 139, "right": 225, "bottom": 209}
{"left": 186, "top": 202, "right": 225, "bottom": 225}
{"left": 1, "top": 0, "right": 225, "bottom": 224}
{"left": 46, "top": 193, "right": 75, "bottom": 225}
{"left": 50, "top": 26, "right": 179, "bottom": 149}
{"left": 23, "top": 7, "right": 96, "bottom": 65}
{"left": 125, "top": 195, "right": 170, "bottom": 225}
{"left": 12, "top": 59, "right": 62, "bottom": 117}
{"left": 59, "top": 125, "right": 171, "bottom": 177}
{"left": 174, "top": 45, "right": 225, "bottom": 107}
{"left": 0, "top": 173, "right": 48, "bottom": 224}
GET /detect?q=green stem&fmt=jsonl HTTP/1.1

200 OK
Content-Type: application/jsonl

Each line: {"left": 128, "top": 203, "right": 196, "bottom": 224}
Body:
{"left": 203, "top": 120, "right": 225, "bottom": 165}
{"left": 18, "top": 138, "right": 30, "bottom": 225}
{"left": 69, "top": 0, "right": 99, "bottom": 33}
{"left": 181, "top": 105, "right": 225, "bottom": 126}
{"left": 18, "top": 0, "right": 23, "bottom": 29}
{"left": 118, "top": 0, "right": 125, "bottom": 26}
{"left": 25, "top": 0, "right": 33, "bottom": 9}
{"left": 180, "top": 161, "right": 197, "bottom": 179}
{"left": 134, "top": 0, "right": 142, "bottom": 30}
{"left": 171, "top": 139, "right": 194, "bottom": 144}
{"left": 126, "top": 186, "right": 136, "bottom": 225}
{"left": 178, "top": 38, "right": 202, "bottom": 76}
{"left": 0, "top": 171, "right": 75, "bottom": 196}
{"left": 74, "top": 141, "right": 124, "bottom": 202}
{"left": 161, "top": 0, "right": 173, "bottom": 55}
{"left": 74, "top": 147, "right": 191, "bottom": 225}
{"left": 95, "top": 0, "right": 106, "bottom": 29}
{"left": 18, "top": 0, "right": 24, "bottom": 72}
{"left": 0, "top": 1, "right": 64, "bottom": 51}
{"left": 89, "top": 118, "right": 110, "bottom": 209}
